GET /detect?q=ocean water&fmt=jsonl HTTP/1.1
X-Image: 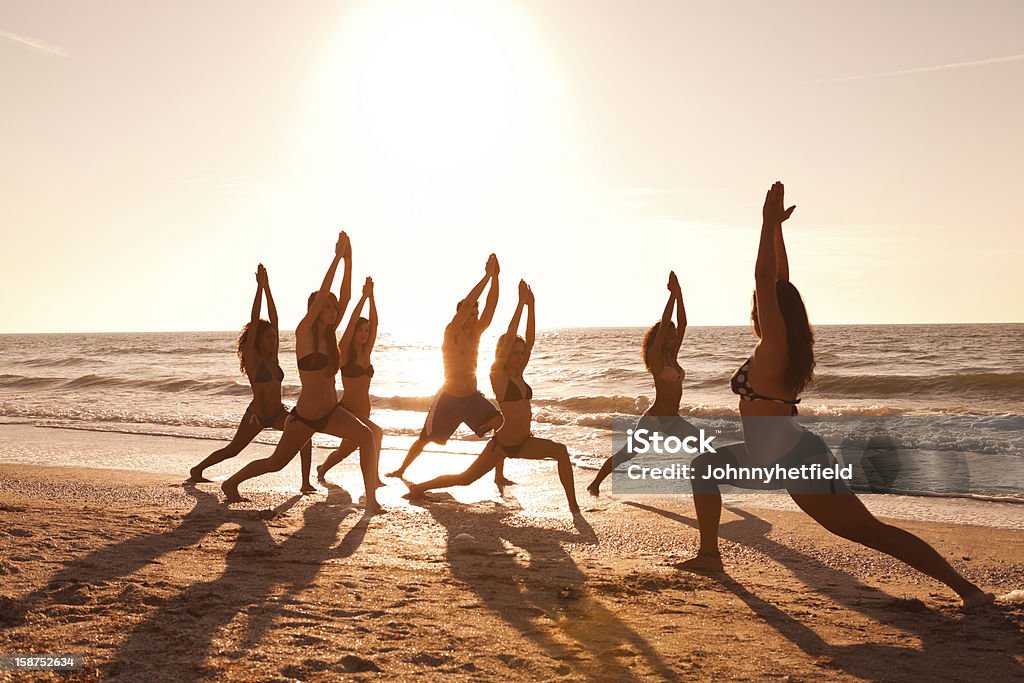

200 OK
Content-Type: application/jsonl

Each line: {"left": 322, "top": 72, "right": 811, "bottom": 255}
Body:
{"left": 0, "top": 325, "right": 1021, "bottom": 497}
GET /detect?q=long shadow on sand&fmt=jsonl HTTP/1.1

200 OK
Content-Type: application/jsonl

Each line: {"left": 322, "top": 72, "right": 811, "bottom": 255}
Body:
{"left": 106, "top": 482, "right": 369, "bottom": 679}
{"left": 420, "top": 493, "right": 683, "bottom": 682}
{"left": 625, "top": 501, "right": 1024, "bottom": 680}
{"left": 12, "top": 485, "right": 255, "bottom": 617}
{"left": 11, "top": 483, "right": 371, "bottom": 679}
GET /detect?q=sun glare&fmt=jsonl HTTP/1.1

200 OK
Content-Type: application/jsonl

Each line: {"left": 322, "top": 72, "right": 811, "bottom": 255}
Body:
{"left": 312, "top": 0, "right": 566, "bottom": 186}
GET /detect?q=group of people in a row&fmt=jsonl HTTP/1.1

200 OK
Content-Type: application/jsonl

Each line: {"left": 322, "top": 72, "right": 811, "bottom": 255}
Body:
{"left": 186, "top": 183, "right": 994, "bottom": 608}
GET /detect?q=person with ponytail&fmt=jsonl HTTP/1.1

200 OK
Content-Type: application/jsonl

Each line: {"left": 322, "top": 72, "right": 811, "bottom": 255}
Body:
{"left": 222, "top": 232, "right": 380, "bottom": 513}
{"left": 680, "top": 182, "right": 994, "bottom": 609}
{"left": 188, "top": 264, "right": 313, "bottom": 491}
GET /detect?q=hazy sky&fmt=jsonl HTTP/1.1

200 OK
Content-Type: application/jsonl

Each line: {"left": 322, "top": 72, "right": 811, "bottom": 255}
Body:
{"left": 2, "top": 0, "right": 1022, "bottom": 334}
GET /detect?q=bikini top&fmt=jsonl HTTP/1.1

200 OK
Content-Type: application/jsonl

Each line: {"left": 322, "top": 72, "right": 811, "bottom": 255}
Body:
{"left": 730, "top": 356, "right": 800, "bottom": 413}
{"left": 341, "top": 362, "right": 374, "bottom": 379}
{"left": 297, "top": 338, "right": 330, "bottom": 373}
{"left": 654, "top": 363, "right": 684, "bottom": 384}
{"left": 252, "top": 358, "right": 285, "bottom": 384}
{"left": 501, "top": 376, "right": 533, "bottom": 402}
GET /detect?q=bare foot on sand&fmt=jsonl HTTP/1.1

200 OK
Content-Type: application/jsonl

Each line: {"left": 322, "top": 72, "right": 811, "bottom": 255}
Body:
{"left": 385, "top": 468, "right": 405, "bottom": 479}
{"left": 300, "top": 483, "right": 318, "bottom": 495}
{"left": 674, "top": 552, "right": 724, "bottom": 573}
{"left": 404, "top": 483, "right": 425, "bottom": 500}
{"left": 495, "top": 476, "right": 516, "bottom": 486}
{"left": 315, "top": 465, "right": 329, "bottom": 483}
{"left": 187, "top": 468, "right": 212, "bottom": 484}
{"left": 586, "top": 482, "right": 601, "bottom": 497}
{"left": 962, "top": 590, "right": 996, "bottom": 610}
{"left": 221, "top": 481, "right": 247, "bottom": 504}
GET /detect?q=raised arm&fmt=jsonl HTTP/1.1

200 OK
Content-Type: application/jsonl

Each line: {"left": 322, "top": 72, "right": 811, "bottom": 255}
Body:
{"left": 245, "top": 265, "right": 265, "bottom": 359}
{"left": 754, "top": 182, "right": 795, "bottom": 348}
{"left": 669, "top": 272, "right": 685, "bottom": 358}
{"left": 260, "top": 265, "right": 279, "bottom": 331}
{"left": 493, "top": 280, "right": 526, "bottom": 372}
{"left": 338, "top": 237, "right": 353, "bottom": 319}
{"left": 649, "top": 272, "right": 676, "bottom": 373}
{"left": 774, "top": 222, "right": 790, "bottom": 282}
{"left": 523, "top": 283, "right": 536, "bottom": 366}
{"left": 451, "top": 255, "right": 495, "bottom": 327}
{"left": 476, "top": 255, "right": 500, "bottom": 333}
{"left": 366, "top": 278, "right": 378, "bottom": 354}
{"left": 301, "top": 232, "right": 348, "bottom": 330}
{"left": 338, "top": 288, "right": 368, "bottom": 365}
{"left": 477, "top": 272, "right": 500, "bottom": 333}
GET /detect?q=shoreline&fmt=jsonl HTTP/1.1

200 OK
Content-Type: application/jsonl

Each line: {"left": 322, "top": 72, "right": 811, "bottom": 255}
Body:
{"left": 2, "top": 423, "right": 1023, "bottom": 529}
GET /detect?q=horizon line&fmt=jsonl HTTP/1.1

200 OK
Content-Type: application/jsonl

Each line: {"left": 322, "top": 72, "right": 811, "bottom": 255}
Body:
{"left": 2, "top": 321, "right": 1022, "bottom": 336}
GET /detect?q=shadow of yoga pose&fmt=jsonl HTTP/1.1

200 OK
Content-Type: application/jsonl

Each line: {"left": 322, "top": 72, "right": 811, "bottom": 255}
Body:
{"left": 420, "top": 493, "right": 683, "bottom": 681}
{"left": 8, "top": 480, "right": 372, "bottom": 679}
{"left": 625, "top": 501, "right": 1024, "bottom": 681}
{"left": 109, "top": 482, "right": 368, "bottom": 679}
{"left": 12, "top": 485, "right": 244, "bottom": 618}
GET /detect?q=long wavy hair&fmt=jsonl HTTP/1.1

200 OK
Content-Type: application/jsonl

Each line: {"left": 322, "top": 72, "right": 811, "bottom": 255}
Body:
{"left": 642, "top": 321, "right": 676, "bottom": 371}
{"left": 236, "top": 319, "right": 273, "bottom": 373}
{"left": 751, "top": 281, "right": 815, "bottom": 394}
{"left": 493, "top": 333, "right": 526, "bottom": 373}
{"left": 307, "top": 291, "right": 340, "bottom": 374}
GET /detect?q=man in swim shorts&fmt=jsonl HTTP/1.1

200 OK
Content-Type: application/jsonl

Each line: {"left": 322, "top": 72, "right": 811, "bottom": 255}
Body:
{"left": 387, "top": 254, "right": 504, "bottom": 478}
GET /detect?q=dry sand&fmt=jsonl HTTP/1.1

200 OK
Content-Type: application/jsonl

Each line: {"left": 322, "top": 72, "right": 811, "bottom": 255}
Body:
{"left": 0, "top": 429, "right": 1022, "bottom": 682}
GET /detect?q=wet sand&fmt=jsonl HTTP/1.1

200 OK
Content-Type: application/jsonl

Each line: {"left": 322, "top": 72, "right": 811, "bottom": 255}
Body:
{"left": 0, "top": 427, "right": 1022, "bottom": 681}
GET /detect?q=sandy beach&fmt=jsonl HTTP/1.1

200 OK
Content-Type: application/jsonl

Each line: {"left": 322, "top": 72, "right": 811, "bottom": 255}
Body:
{"left": 1, "top": 426, "right": 1022, "bottom": 681}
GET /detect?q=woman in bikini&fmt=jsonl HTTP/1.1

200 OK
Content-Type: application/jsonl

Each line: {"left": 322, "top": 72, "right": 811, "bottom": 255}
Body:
{"left": 188, "top": 264, "right": 313, "bottom": 491}
{"left": 222, "top": 232, "right": 380, "bottom": 512}
{"left": 587, "top": 271, "right": 698, "bottom": 495}
{"left": 407, "top": 281, "right": 580, "bottom": 514}
{"left": 315, "top": 276, "right": 384, "bottom": 485}
{"left": 680, "top": 181, "right": 993, "bottom": 609}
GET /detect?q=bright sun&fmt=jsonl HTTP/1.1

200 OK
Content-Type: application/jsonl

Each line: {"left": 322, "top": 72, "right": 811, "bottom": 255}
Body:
{"left": 318, "top": 0, "right": 560, "bottom": 185}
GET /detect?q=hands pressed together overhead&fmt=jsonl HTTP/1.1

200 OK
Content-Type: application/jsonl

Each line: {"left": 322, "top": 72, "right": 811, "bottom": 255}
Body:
{"left": 762, "top": 181, "right": 796, "bottom": 226}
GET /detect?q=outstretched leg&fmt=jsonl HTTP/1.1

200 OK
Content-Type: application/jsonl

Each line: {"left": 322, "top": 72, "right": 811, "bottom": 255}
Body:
{"left": 408, "top": 441, "right": 501, "bottom": 497}
{"left": 221, "top": 418, "right": 316, "bottom": 503}
{"left": 587, "top": 442, "right": 632, "bottom": 496}
{"left": 790, "top": 491, "right": 994, "bottom": 608}
{"left": 319, "top": 441, "right": 357, "bottom": 480}
{"left": 189, "top": 412, "right": 263, "bottom": 482}
{"left": 388, "top": 435, "right": 428, "bottom": 479}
